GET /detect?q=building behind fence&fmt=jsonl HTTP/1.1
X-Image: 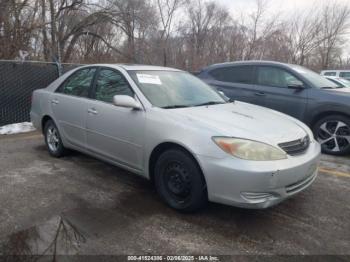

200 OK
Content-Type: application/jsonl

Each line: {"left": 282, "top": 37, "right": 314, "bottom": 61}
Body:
{"left": 0, "top": 60, "right": 80, "bottom": 126}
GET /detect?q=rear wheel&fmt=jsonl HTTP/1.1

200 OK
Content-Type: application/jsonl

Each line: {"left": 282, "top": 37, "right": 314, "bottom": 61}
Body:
{"left": 313, "top": 115, "right": 350, "bottom": 155}
{"left": 44, "top": 120, "right": 68, "bottom": 157}
{"left": 154, "top": 149, "right": 207, "bottom": 212}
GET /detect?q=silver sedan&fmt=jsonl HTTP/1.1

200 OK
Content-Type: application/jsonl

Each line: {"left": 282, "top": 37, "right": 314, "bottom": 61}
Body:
{"left": 31, "top": 64, "right": 321, "bottom": 212}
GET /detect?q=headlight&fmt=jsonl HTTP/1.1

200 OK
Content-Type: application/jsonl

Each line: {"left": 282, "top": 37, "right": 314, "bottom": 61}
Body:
{"left": 212, "top": 137, "right": 287, "bottom": 161}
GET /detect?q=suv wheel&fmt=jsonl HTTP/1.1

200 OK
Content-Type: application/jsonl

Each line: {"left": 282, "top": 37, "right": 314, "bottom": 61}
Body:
{"left": 154, "top": 149, "right": 207, "bottom": 212}
{"left": 44, "top": 120, "right": 68, "bottom": 157}
{"left": 313, "top": 115, "right": 350, "bottom": 155}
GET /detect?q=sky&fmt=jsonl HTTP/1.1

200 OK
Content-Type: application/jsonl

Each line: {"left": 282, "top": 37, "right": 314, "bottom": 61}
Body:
{"left": 214, "top": 0, "right": 350, "bottom": 56}
{"left": 216, "top": 0, "right": 350, "bottom": 15}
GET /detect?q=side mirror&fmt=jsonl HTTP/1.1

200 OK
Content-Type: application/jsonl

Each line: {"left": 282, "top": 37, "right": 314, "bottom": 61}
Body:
{"left": 113, "top": 95, "right": 142, "bottom": 110}
{"left": 287, "top": 80, "right": 305, "bottom": 90}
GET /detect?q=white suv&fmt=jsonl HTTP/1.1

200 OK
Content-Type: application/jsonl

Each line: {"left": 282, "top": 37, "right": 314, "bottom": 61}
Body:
{"left": 321, "top": 70, "right": 350, "bottom": 80}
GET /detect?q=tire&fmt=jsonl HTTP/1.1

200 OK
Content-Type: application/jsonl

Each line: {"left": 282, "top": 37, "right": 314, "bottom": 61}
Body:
{"left": 313, "top": 115, "right": 350, "bottom": 156}
{"left": 154, "top": 149, "right": 207, "bottom": 212}
{"left": 44, "top": 120, "right": 68, "bottom": 157}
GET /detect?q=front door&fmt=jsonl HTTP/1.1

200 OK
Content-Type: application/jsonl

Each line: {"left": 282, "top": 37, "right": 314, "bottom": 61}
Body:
{"left": 254, "top": 66, "right": 308, "bottom": 120}
{"left": 86, "top": 68, "right": 146, "bottom": 171}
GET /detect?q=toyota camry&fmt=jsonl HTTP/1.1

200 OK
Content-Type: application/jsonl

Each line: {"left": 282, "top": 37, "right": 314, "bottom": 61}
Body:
{"left": 31, "top": 64, "right": 321, "bottom": 212}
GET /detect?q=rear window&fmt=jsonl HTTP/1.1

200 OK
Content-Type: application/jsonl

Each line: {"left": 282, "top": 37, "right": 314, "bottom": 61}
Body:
{"left": 339, "top": 72, "right": 350, "bottom": 78}
{"left": 209, "top": 66, "right": 253, "bottom": 84}
{"left": 324, "top": 72, "right": 337, "bottom": 76}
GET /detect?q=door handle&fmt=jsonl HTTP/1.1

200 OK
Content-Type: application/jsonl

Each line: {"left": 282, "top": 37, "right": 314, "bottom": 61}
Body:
{"left": 88, "top": 108, "right": 98, "bottom": 115}
{"left": 254, "top": 92, "right": 266, "bottom": 97}
{"left": 51, "top": 99, "right": 59, "bottom": 105}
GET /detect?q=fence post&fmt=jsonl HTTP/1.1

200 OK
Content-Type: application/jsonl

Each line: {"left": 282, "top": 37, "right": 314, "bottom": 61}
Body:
{"left": 55, "top": 61, "right": 63, "bottom": 77}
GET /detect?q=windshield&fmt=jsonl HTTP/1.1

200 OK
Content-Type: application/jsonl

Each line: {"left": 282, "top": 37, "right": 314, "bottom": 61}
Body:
{"left": 337, "top": 78, "right": 350, "bottom": 87}
{"left": 290, "top": 65, "right": 339, "bottom": 89}
{"left": 326, "top": 78, "right": 350, "bottom": 88}
{"left": 128, "top": 70, "right": 226, "bottom": 108}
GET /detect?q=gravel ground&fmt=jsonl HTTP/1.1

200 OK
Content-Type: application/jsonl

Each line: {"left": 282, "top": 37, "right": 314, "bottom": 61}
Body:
{"left": 0, "top": 131, "right": 349, "bottom": 260}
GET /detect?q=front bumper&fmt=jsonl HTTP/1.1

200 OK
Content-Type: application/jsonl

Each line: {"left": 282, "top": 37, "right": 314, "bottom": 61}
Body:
{"left": 196, "top": 141, "right": 321, "bottom": 209}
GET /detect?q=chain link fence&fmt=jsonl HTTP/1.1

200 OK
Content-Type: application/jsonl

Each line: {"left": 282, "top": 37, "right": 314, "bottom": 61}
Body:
{"left": 0, "top": 60, "right": 81, "bottom": 126}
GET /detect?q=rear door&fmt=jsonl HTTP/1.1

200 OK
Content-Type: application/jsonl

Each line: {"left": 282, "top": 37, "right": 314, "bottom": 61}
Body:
{"left": 254, "top": 66, "right": 308, "bottom": 120}
{"left": 204, "top": 65, "right": 260, "bottom": 104}
{"left": 51, "top": 67, "right": 96, "bottom": 149}
{"left": 85, "top": 68, "right": 146, "bottom": 171}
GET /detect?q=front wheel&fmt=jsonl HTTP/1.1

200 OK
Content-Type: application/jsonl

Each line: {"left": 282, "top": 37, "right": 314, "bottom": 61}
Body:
{"left": 313, "top": 115, "right": 350, "bottom": 155}
{"left": 44, "top": 120, "right": 68, "bottom": 157}
{"left": 154, "top": 149, "right": 207, "bottom": 212}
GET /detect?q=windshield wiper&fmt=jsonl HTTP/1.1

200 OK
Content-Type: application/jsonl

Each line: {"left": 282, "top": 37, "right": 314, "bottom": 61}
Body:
{"left": 321, "top": 86, "right": 336, "bottom": 89}
{"left": 194, "top": 101, "right": 227, "bottom": 107}
{"left": 161, "top": 101, "right": 228, "bottom": 109}
{"left": 161, "top": 105, "right": 191, "bottom": 109}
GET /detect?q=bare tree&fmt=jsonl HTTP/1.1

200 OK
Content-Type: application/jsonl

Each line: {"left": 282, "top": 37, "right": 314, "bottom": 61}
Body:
{"left": 105, "top": 0, "right": 157, "bottom": 63}
{"left": 286, "top": 7, "right": 323, "bottom": 66}
{"left": 0, "top": 0, "right": 41, "bottom": 59}
{"left": 317, "top": 2, "right": 350, "bottom": 69}
{"left": 184, "top": 0, "right": 230, "bottom": 70}
{"left": 156, "top": 0, "right": 183, "bottom": 66}
{"left": 42, "top": 0, "right": 110, "bottom": 62}
{"left": 244, "top": 0, "right": 267, "bottom": 60}
{"left": 1, "top": 0, "right": 350, "bottom": 71}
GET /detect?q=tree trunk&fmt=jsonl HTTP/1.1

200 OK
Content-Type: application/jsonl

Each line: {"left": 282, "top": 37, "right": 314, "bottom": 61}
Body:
{"left": 48, "top": 0, "right": 58, "bottom": 61}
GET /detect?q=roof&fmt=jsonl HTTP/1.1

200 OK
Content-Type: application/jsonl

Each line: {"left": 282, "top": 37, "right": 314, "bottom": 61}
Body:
{"left": 201, "top": 60, "right": 293, "bottom": 72}
{"left": 85, "top": 63, "right": 182, "bottom": 72}
{"left": 320, "top": 69, "right": 350, "bottom": 72}
{"left": 324, "top": 76, "right": 341, "bottom": 79}
{"left": 213, "top": 60, "right": 291, "bottom": 67}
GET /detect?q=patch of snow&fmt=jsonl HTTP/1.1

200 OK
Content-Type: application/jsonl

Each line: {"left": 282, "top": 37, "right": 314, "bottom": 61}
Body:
{"left": 0, "top": 122, "right": 35, "bottom": 135}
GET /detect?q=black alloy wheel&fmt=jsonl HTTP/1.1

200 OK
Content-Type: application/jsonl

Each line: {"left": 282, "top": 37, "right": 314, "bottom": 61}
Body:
{"left": 313, "top": 115, "right": 350, "bottom": 155}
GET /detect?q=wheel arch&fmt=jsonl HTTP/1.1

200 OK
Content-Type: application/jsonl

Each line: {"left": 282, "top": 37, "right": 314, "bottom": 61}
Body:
{"left": 148, "top": 142, "right": 208, "bottom": 189}
{"left": 41, "top": 115, "right": 54, "bottom": 134}
{"left": 310, "top": 111, "right": 350, "bottom": 129}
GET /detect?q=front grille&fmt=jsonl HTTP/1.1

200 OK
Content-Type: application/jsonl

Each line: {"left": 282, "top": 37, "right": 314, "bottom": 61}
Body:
{"left": 278, "top": 135, "right": 310, "bottom": 156}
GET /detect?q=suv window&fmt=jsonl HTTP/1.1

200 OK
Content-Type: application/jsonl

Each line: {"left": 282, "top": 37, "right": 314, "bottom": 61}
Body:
{"left": 94, "top": 69, "right": 134, "bottom": 103}
{"left": 339, "top": 72, "right": 350, "bottom": 78}
{"left": 57, "top": 68, "right": 96, "bottom": 97}
{"left": 324, "top": 72, "right": 337, "bottom": 76}
{"left": 257, "top": 66, "right": 301, "bottom": 88}
{"left": 327, "top": 78, "right": 343, "bottom": 87}
{"left": 209, "top": 66, "right": 253, "bottom": 84}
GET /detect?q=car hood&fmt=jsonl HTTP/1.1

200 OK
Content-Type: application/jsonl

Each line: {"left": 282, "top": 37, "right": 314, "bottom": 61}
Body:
{"left": 320, "top": 87, "right": 350, "bottom": 97}
{"left": 329, "top": 87, "right": 350, "bottom": 94}
{"left": 168, "top": 102, "right": 309, "bottom": 145}
{"left": 317, "top": 88, "right": 350, "bottom": 105}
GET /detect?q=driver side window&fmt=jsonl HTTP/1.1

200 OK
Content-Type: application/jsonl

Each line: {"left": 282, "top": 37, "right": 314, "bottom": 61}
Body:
{"left": 94, "top": 69, "right": 134, "bottom": 103}
{"left": 257, "top": 67, "right": 302, "bottom": 88}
